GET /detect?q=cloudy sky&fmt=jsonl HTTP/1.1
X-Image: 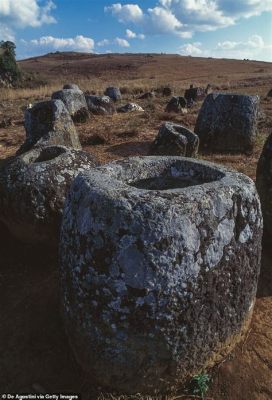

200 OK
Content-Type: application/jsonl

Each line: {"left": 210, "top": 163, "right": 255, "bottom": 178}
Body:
{"left": 1, "top": 0, "right": 272, "bottom": 61}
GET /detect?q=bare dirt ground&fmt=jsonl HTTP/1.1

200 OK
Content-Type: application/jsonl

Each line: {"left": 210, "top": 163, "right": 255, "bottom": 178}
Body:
{"left": 0, "top": 53, "right": 272, "bottom": 399}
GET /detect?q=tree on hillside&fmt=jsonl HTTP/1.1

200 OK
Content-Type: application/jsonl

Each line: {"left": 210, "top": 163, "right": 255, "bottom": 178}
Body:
{"left": 0, "top": 41, "right": 21, "bottom": 85}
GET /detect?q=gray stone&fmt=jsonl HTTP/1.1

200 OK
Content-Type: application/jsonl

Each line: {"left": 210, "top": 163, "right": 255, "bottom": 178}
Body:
{"left": 149, "top": 122, "right": 199, "bottom": 157}
{"left": 165, "top": 96, "right": 187, "bottom": 113}
{"left": 63, "top": 84, "right": 81, "bottom": 91}
{"left": 104, "top": 87, "right": 122, "bottom": 102}
{"left": 256, "top": 131, "right": 272, "bottom": 237}
{"left": 52, "top": 89, "right": 89, "bottom": 122}
{"left": 85, "top": 95, "right": 116, "bottom": 115}
{"left": 162, "top": 87, "right": 172, "bottom": 96}
{"left": 184, "top": 86, "right": 206, "bottom": 106}
{"left": 17, "top": 100, "right": 81, "bottom": 155}
{"left": 117, "top": 103, "right": 144, "bottom": 113}
{"left": 139, "top": 92, "right": 155, "bottom": 99}
{"left": 0, "top": 145, "right": 98, "bottom": 246}
{"left": 60, "top": 156, "right": 262, "bottom": 394}
{"left": 195, "top": 93, "right": 260, "bottom": 153}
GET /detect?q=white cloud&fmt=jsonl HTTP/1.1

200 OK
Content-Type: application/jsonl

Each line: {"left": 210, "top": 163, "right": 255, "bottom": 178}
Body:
{"left": 114, "top": 37, "right": 130, "bottom": 47}
{"left": 30, "top": 35, "right": 95, "bottom": 52}
{"left": 0, "top": 22, "right": 15, "bottom": 41}
{"left": 0, "top": 0, "right": 56, "bottom": 28}
{"left": 179, "top": 42, "right": 203, "bottom": 56}
{"left": 178, "top": 35, "right": 272, "bottom": 61}
{"left": 0, "top": 0, "right": 56, "bottom": 43}
{"left": 145, "top": 6, "right": 182, "bottom": 34}
{"left": 125, "top": 29, "right": 145, "bottom": 39}
{"left": 96, "top": 37, "right": 130, "bottom": 48}
{"left": 126, "top": 28, "right": 136, "bottom": 38}
{"left": 217, "top": 35, "right": 265, "bottom": 51}
{"left": 158, "top": 0, "right": 234, "bottom": 32}
{"left": 216, "top": 0, "right": 272, "bottom": 18}
{"left": 215, "top": 34, "right": 272, "bottom": 59}
{"left": 176, "top": 31, "right": 193, "bottom": 39}
{"left": 106, "top": 1, "right": 272, "bottom": 38}
{"left": 97, "top": 39, "right": 110, "bottom": 47}
{"left": 105, "top": 3, "right": 143, "bottom": 23}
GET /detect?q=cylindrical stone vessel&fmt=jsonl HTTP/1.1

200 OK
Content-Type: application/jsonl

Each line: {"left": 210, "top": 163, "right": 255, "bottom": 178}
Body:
{"left": 256, "top": 131, "right": 272, "bottom": 237}
{"left": 0, "top": 145, "right": 98, "bottom": 246}
{"left": 60, "top": 156, "right": 262, "bottom": 394}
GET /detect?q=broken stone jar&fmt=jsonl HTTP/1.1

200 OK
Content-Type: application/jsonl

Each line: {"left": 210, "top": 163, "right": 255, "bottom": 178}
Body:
{"left": 60, "top": 156, "right": 262, "bottom": 394}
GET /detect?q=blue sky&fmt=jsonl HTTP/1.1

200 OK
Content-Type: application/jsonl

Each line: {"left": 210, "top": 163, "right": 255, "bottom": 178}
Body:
{"left": 1, "top": 0, "right": 272, "bottom": 61}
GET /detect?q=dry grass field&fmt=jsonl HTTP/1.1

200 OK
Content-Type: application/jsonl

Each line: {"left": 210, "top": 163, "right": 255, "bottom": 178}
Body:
{"left": 0, "top": 53, "right": 272, "bottom": 399}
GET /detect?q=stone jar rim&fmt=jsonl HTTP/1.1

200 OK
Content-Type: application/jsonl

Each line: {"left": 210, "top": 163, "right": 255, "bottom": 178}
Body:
{"left": 77, "top": 156, "right": 254, "bottom": 197}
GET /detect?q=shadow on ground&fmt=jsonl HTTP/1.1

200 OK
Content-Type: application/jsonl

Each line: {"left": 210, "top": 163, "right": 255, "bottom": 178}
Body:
{"left": 257, "top": 239, "right": 272, "bottom": 298}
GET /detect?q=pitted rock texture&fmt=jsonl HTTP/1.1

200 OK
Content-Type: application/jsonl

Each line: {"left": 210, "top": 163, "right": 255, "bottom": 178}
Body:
{"left": 0, "top": 145, "right": 98, "bottom": 246}
{"left": 104, "top": 87, "right": 122, "bottom": 102}
{"left": 63, "top": 84, "right": 81, "bottom": 91}
{"left": 184, "top": 86, "right": 206, "bottom": 105}
{"left": 52, "top": 89, "right": 89, "bottom": 122}
{"left": 60, "top": 156, "right": 262, "bottom": 394}
{"left": 256, "top": 131, "right": 272, "bottom": 237}
{"left": 85, "top": 95, "right": 116, "bottom": 115}
{"left": 17, "top": 100, "right": 81, "bottom": 155}
{"left": 195, "top": 93, "right": 260, "bottom": 153}
{"left": 165, "top": 96, "right": 187, "bottom": 113}
{"left": 117, "top": 103, "right": 144, "bottom": 113}
{"left": 149, "top": 122, "right": 199, "bottom": 157}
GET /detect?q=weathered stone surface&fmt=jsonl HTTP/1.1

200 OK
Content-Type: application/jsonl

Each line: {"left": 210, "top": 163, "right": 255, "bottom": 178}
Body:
{"left": 256, "top": 131, "right": 272, "bottom": 237}
{"left": 184, "top": 86, "right": 206, "bottom": 106}
{"left": 117, "top": 103, "right": 144, "bottom": 113}
{"left": 267, "top": 89, "right": 272, "bottom": 97}
{"left": 104, "top": 87, "right": 122, "bottom": 102}
{"left": 165, "top": 96, "right": 187, "bottom": 113}
{"left": 162, "top": 87, "right": 172, "bottom": 96}
{"left": 0, "top": 145, "right": 98, "bottom": 246}
{"left": 85, "top": 95, "right": 116, "bottom": 115}
{"left": 17, "top": 100, "right": 81, "bottom": 155}
{"left": 139, "top": 92, "right": 155, "bottom": 99}
{"left": 63, "top": 84, "right": 81, "bottom": 91}
{"left": 52, "top": 89, "right": 89, "bottom": 122}
{"left": 195, "top": 93, "right": 260, "bottom": 153}
{"left": 205, "top": 84, "right": 213, "bottom": 94}
{"left": 149, "top": 122, "right": 199, "bottom": 157}
{"left": 60, "top": 156, "right": 262, "bottom": 394}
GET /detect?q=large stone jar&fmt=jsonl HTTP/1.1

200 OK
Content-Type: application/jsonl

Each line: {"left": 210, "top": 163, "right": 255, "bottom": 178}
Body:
{"left": 195, "top": 93, "right": 259, "bottom": 153}
{"left": 0, "top": 145, "right": 98, "bottom": 246}
{"left": 60, "top": 156, "right": 262, "bottom": 394}
{"left": 256, "top": 131, "right": 272, "bottom": 237}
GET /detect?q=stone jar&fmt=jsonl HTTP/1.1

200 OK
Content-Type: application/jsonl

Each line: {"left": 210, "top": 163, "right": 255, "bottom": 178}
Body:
{"left": 60, "top": 156, "right": 262, "bottom": 394}
{"left": 17, "top": 99, "right": 81, "bottom": 155}
{"left": 104, "top": 87, "right": 122, "bottom": 102}
{"left": 52, "top": 89, "right": 89, "bottom": 122}
{"left": 0, "top": 145, "right": 98, "bottom": 246}
{"left": 195, "top": 93, "right": 260, "bottom": 153}
{"left": 149, "top": 122, "right": 199, "bottom": 157}
{"left": 256, "top": 131, "right": 272, "bottom": 237}
{"left": 85, "top": 95, "right": 116, "bottom": 115}
{"left": 165, "top": 96, "right": 187, "bottom": 113}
